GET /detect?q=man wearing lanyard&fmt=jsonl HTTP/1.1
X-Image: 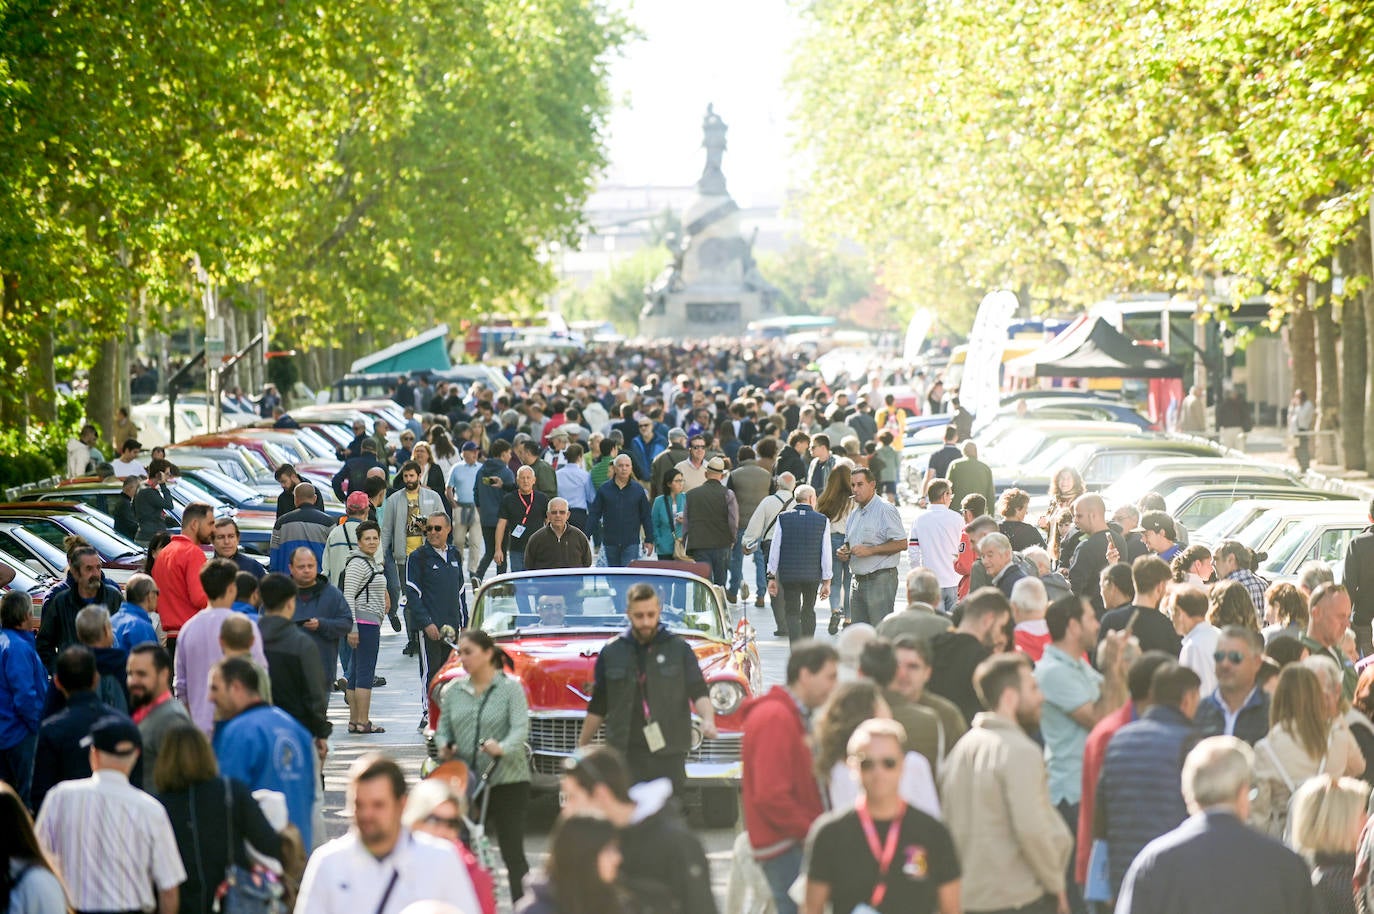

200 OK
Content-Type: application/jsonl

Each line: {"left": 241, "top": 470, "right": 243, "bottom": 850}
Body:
{"left": 494, "top": 466, "right": 549, "bottom": 573}
{"left": 578, "top": 582, "right": 716, "bottom": 793}
{"left": 839, "top": 468, "right": 907, "bottom": 627}
{"left": 803, "top": 718, "right": 961, "bottom": 914}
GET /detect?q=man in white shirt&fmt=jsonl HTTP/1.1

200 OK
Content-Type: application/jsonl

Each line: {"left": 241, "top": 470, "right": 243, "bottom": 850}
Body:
{"left": 109, "top": 439, "right": 147, "bottom": 478}
{"left": 36, "top": 716, "right": 186, "bottom": 914}
{"left": 297, "top": 753, "right": 480, "bottom": 914}
{"left": 1173, "top": 586, "right": 1219, "bottom": 697}
{"left": 909, "top": 478, "right": 965, "bottom": 614}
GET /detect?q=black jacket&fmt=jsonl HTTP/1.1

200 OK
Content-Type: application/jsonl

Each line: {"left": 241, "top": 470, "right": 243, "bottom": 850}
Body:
{"left": 31, "top": 691, "right": 135, "bottom": 811}
{"left": 1100, "top": 604, "right": 1182, "bottom": 657}
{"left": 276, "top": 487, "right": 324, "bottom": 519}
{"left": 1346, "top": 527, "right": 1374, "bottom": 628}
{"left": 158, "top": 777, "right": 283, "bottom": 914}
{"left": 257, "top": 614, "right": 331, "bottom": 739}
{"left": 1068, "top": 528, "right": 1127, "bottom": 617}
{"left": 927, "top": 631, "right": 993, "bottom": 724}
{"left": 332, "top": 454, "right": 387, "bottom": 502}
{"left": 36, "top": 576, "right": 123, "bottom": 670}
{"left": 774, "top": 447, "right": 807, "bottom": 483}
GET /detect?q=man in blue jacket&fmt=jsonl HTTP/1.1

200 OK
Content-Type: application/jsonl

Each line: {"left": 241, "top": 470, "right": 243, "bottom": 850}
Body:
{"left": 269, "top": 484, "right": 334, "bottom": 573}
{"left": 288, "top": 547, "right": 353, "bottom": 696}
{"left": 31, "top": 645, "right": 133, "bottom": 811}
{"left": 588, "top": 455, "right": 652, "bottom": 567}
{"left": 110, "top": 574, "right": 161, "bottom": 652}
{"left": 0, "top": 591, "right": 47, "bottom": 806}
{"left": 210, "top": 656, "right": 316, "bottom": 848}
{"left": 406, "top": 513, "right": 469, "bottom": 725}
{"left": 1096, "top": 661, "right": 1202, "bottom": 899}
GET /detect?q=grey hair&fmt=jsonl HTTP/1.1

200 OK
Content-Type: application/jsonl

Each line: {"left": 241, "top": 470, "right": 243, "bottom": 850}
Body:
{"left": 1009, "top": 576, "right": 1048, "bottom": 619}
{"left": 1297, "top": 561, "right": 1335, "bottom": 594}
{"left": 1022, "top": 546, "right": 1053, "bottom": 576}
{"left": 979, "top": 532, "right": 1012, "bottom": 555}
{"left": 906, "top": 568, "right": 941, "bottom": 608}
{"left": 1301, "top": 655, "right": 1344, "bottom": 702}
{"left": 793, "top": 484, "right": 817, "bottom": 503}
{"left": 1182, "top": 736, "right": 1253, "bottom": 812}
{"left": 75, "top": 605, "right": 112, "bottom": 646}
{"left": 125, "top": 573, "right": 158, "bottom": 605}
{"left": 776, "top": 472, "right": 796, "bottom": 492}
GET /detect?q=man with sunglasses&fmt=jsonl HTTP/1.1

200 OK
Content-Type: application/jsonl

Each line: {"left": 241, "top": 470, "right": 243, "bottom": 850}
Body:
{"left": 406, "top": 513, "right": 470, "bottom": 726}
{"left": 804, "top": 718, "right": 961, "bottom": 914}
{"left": 1193, "top": 626, "right": 1270, "bottom": 746}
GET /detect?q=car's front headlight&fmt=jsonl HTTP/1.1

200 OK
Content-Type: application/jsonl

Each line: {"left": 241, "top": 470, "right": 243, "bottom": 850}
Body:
{"left": 709, "top": 681, "right": 745, "bottom": 716}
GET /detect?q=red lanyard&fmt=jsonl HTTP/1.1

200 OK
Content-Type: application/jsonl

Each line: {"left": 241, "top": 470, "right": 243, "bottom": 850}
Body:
{"left": 132, "top": 690, "right": 174, "bottom": 725}
{"left": 517, "top": 491, "right": 533, "bottom": 523}
{"left": 636, "top": 647, "right": 654, "bottom": 721}
{"left": 855, "top": 796, "right": 906, "bottom": 908}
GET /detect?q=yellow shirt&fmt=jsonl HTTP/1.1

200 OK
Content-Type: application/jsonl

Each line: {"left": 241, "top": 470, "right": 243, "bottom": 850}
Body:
{"left": 405, "top": 490, "right": 424, "bottom": 554}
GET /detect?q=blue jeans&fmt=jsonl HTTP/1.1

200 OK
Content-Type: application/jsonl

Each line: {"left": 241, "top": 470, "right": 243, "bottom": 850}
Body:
{"left": 508, "top": 550, "right": 526, "bottom": 573}
{"left": 753, "top": 549, "right": 768, "bottom": 596}
{"left": 347, "top": 623, "right": 381, "bottom": 690}
{"left": 0, "top": 732, "right": 36, "bottom": 808}
{"left": 604, "top": 542, "right": 641, "bottom": 567}
{"left": 759, "top": 845, "right": 803, "bottom": 914}
{"left": 691, "top": 546, "right": 730, "bottom": 587}
{"left": 728, "top": 538, "right": 746, "bottom": 597}
{"left": 941, "top": 586, "right": 958, "bottom": 614}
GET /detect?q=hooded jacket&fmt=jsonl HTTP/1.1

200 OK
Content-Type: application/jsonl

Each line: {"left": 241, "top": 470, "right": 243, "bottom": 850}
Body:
{"left": 0, "top": 628, "right": 46, "bottom": 750}
{"left": 740, "top": 685, "right": 823, "bottom": 860}
{"left": 619, "top": 778, "right": 718, "bottom": 914}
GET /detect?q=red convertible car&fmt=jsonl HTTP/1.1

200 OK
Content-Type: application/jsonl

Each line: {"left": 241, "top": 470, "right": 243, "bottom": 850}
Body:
{"left": 425, "top": 565, "right": 762, "bottom": 826}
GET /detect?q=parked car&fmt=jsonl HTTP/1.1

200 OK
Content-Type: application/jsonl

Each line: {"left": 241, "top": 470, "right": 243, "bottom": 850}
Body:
{"left": 1010, "top": 438, "right": 1230, "bottom": 495}
{"left": 1192, "top": 498, "right": 1349, "bottom": 548}
{"left": 1099, "top": 457, "right": 1299, "bottom": 512}
{"left": 0, "top": 547, "right": 61, "bottom": 618}
{"left": 0, "top": 503, "right": 145, "bottom": 582}
{"left": 163, "top": 445, "right": 277, "bottom": 490}
{"left": 1164, "top": 484, "right": 1353, "bottom": 533}
{"left": 423, "top": 565, "right": 761, "bottom": 827}
{"left": 1259, "top": 515, "right": 1371, "bottom": 584}
{"left": 1231, "top": 501, "right": 1371, "bottom": 561}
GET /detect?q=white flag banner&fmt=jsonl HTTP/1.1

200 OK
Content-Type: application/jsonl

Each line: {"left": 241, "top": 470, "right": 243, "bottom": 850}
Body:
{"left": 963, "top": 290, "right": 1020, "bottom": 419}
{"left": 903, "top": 308, "right": 935, "bottom": 363}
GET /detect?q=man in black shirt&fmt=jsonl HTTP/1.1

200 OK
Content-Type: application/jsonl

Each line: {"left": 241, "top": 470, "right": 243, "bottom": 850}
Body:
{"left": 494, "top": 466, "right": 549, "bottom": 573}
{"left": 805, "top": 718, "right": 960, "bottom": 914}
{"left": 1067, "top": 494, "right": 1126, "bottom": 617}
{"left": 1100, "top": 555, "right": 1183, "bottom": 656}
{"left": 923, "top": 425, "right": 962, "bottom": 493}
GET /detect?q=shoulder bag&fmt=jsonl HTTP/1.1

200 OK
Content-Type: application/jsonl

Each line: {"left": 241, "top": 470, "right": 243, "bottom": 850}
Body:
{"left": 213, "top": 779, "right": 288, "bottom": 914}
{"left": 666, "top": 495, "right": 690, "bottom": 561}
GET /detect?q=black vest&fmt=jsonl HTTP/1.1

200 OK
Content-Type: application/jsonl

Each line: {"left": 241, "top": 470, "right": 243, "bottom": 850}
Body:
{"left": 601, "top": 628, "right": 693, "bottom": 757}
{"left": 775, "top": 505, "right": 828, "bottom": 583}
{"left": 684, "top": 479, "right": 732, "bottom": 550}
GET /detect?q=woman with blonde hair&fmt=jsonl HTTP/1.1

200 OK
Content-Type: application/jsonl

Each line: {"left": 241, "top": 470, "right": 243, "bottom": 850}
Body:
{"left": 816, "top": 463, "right": 854, "bottom": 635}
{"left": 1290, "top": 775, "right": 1369, "bottom": 914}
{"left": 403, "top": 779, "right": 497, "bottom": 914}
{"left": 1251, "top": 665, "right": 1365, "bottom": 838}
{"left": 1207, "top": 579, "right": 1262, "bottom": 633}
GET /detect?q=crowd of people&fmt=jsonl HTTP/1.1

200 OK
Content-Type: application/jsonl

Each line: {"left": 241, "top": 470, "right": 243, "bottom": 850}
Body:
{"left": 7, "top": 337, "right": 1374, "bottom": 914}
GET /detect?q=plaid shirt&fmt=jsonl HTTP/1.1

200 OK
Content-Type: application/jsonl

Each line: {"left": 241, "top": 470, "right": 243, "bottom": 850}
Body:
{"left": 1228, "top": 568, "right": 1269, "bottom": 622}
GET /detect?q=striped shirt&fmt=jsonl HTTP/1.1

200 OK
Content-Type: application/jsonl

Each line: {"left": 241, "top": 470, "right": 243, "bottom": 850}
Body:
{"left": 435, "top": 673, "right": 530, "bottom": 787}
{"left": 36, "top": 769, "right": 186, "bottom": 912}
{"left": 341, "top": 550, "right": 388, "bottom": 627}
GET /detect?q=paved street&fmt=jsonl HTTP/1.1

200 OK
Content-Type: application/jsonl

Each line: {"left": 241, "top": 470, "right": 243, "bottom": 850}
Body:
{"left": 319, "top": 510, "right": 923, "bottom": 910}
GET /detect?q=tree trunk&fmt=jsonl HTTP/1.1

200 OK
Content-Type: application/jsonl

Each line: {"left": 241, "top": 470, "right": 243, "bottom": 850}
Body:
{"left": 1313, "top": 268, "right": 1341, "bottom": 432}
{"left": 1340, "top": 235, "right": 1367, "bottom": 470}
{"left": 28, "top": 329, "right": 57, "bottom": 422}
{"left": 87, "top": 337, "right": 120, "bottom": 451}
{"left": 0, "top": 273, "right": 26, "bottom": 433}
{"left": 1290, "top": 301, "right": 1318, "bottom": 406}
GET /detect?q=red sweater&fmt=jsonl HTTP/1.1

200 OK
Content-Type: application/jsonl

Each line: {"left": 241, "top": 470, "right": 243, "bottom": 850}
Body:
{"left": 1075, "top": 701, "right": 1137, "bottom": 883}
{"left": 741, "top": 686, "right": 824, "bottom": 859}
{"left": 151, "top": 535, "right": 208, "bottom": 634}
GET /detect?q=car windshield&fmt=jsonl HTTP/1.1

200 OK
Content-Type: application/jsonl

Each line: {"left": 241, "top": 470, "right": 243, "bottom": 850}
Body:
{"left": 1262, "top": 523, "right": 1315, "bottom": 574}
{"left": 1193, "top": 503, "right": 1264, "bottom": 544}
{"left": 474, "top": 572, "right": 726, "bottom": 640}
{"left": 984, "top": 427, "right": 1048, "bottom": 466}
{"left": 187, "top": 468, "right": 265, "bottom": 506}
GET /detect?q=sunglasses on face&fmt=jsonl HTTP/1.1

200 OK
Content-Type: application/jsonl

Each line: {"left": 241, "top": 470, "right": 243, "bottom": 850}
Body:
{"left": 857, "top": 756, "right": 901, "bottom": 771}
{"left": 1213, "top": 650, "right": 1245, "bottom": 664}
{"left": 425, "top": 525, "right": 447, "bottom": 533}
{"left": 424, "top": 814, "right": 462, "bottom": 830}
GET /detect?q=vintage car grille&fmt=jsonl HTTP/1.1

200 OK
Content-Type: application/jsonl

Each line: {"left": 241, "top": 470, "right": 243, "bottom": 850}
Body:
{"left": 527, "top": 713, "right": 741, "bottom": 776}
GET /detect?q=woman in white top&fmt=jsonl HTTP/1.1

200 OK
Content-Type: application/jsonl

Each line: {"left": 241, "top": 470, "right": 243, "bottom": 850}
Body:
{"left": 812, "top": 680, "right": 940, "bottom": 819}
{"left": 1251, "top": 664, "right": 1364, "bottom": 839}
{"left": 816, "top": 463, "right": 855, "bottom": 636}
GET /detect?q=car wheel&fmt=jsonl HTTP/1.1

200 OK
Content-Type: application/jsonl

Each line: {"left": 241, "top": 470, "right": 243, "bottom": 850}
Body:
{"left": 700, "top": 787, "right": 738, "bottom": 828}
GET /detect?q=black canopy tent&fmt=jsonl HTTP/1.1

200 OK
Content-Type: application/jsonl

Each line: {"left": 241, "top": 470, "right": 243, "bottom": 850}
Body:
{"left": 1033, "top": 318, "right": 1184, "bottom": 379}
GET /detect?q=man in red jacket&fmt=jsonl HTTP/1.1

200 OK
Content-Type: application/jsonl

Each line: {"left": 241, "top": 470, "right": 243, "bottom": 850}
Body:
{"left": 151, "top": 502, "right": 215, "bottom": 660}
{"left": 741, "top": 640, "right": 839, "bottom": 914}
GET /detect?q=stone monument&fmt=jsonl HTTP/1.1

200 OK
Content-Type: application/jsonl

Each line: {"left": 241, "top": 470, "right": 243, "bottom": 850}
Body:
{"left": 639, "top": 105, "right": 779, "bottom": 339}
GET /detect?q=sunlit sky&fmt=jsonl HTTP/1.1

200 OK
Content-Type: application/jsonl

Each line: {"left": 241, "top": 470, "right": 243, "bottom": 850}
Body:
{"left": 600, "top": 0, "right": 801, "bottom": 208}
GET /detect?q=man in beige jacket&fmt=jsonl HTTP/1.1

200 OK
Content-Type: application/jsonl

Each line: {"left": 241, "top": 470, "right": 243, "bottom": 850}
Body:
{"left": 939, "top": 652, "right": 1072, "bottom": 914}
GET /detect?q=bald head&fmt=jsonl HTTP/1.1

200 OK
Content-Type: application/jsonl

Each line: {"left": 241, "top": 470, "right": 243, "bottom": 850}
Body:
{"left": 1073, "top": 494, "right": 1106, "bottom": 534}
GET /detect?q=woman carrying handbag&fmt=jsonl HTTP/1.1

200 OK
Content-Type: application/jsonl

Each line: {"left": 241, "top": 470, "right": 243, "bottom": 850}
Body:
{"left": 651, "top": 470, "right": 688, "bottom": 561}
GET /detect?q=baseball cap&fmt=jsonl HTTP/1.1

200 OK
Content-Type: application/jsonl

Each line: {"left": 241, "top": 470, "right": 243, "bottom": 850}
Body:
{"left": 82, "top": 715, "right": 142, "bottom": 755}
{"left": 706, "top": 456, "right": 727, "bottom": 473}
{"left": 346, "top": 491, "right": 370, "bottom": 511}
{"left": 461, "top": 441, "right": 480, "bottom": 452}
